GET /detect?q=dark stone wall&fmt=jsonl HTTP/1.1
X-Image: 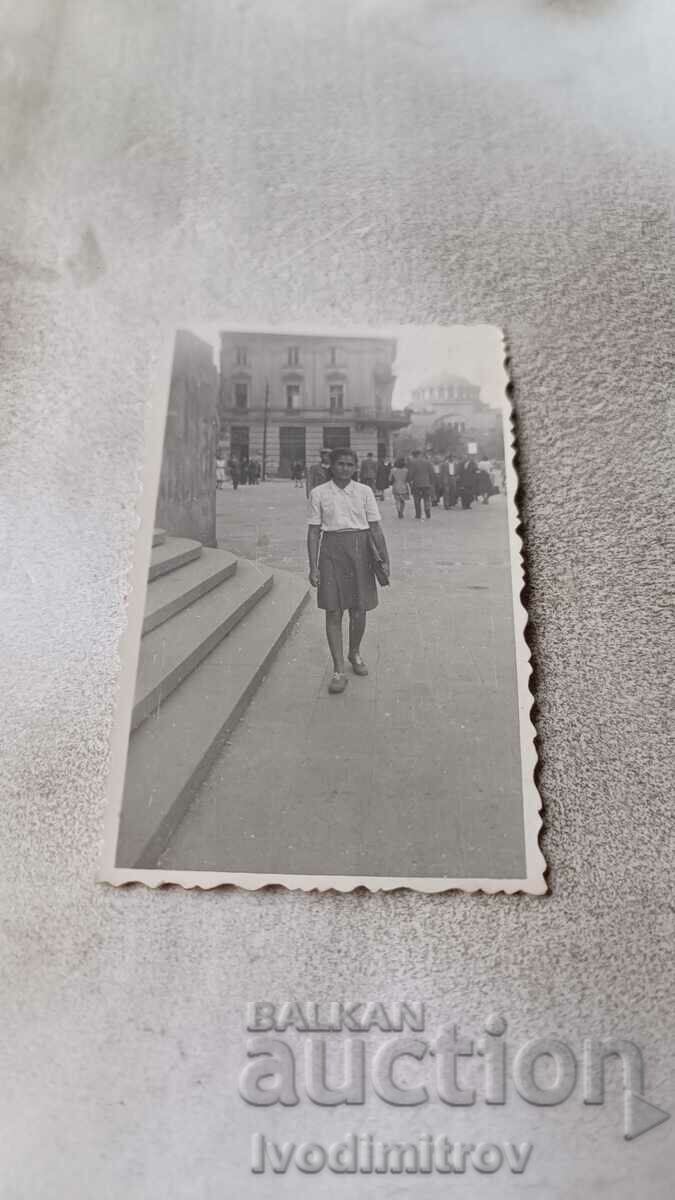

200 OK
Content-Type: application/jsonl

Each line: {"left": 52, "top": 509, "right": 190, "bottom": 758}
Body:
{"left": 156, "top": 331, "right": 218, "bottom": 547}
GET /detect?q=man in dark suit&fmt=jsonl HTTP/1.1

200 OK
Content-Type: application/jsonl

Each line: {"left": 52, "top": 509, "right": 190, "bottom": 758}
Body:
{"left": 406, "top": 449, "right": 436, "bottom": 519}
{"left": 359, "top": 451, "right": 378, "bottom": 493}
{"left": 439, "top": 455, "right": 457, "bottom": 509}
{"left": 306, "top": 449, "right": 330, "bottom": 498}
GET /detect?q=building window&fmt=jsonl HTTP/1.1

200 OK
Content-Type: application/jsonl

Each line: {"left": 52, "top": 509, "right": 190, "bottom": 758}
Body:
{"left": 234, "top": 382, "right": 248, "bottom": 410}
{"left": 329, "top": 346, "right": 337, "bottom": 366}
{"left": 235, "top": 346, "right": 248, "bottom": 366}
{"left": 329, "top": 383, "right": 344, "bottom": 413}
{"left": 286, "top": 383, "right": 301, "bottom": 410}
{"left": 287, "top": 346, "right": 299, "bottom": 366}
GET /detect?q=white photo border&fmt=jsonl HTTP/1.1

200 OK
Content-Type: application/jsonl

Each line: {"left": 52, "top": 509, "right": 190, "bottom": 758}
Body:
{"left": 99, "top": 320, "right": 546, "bottom": 895}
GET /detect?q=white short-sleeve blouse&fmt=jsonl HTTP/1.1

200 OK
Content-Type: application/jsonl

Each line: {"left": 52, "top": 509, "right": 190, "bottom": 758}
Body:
{"left": 308, "top": 479, "right": 381, "bottom": 532}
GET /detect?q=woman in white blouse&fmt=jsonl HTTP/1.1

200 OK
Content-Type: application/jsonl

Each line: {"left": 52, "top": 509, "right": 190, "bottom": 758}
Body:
{"left": 307, "top": 447, "right": 390, "bottom": 694}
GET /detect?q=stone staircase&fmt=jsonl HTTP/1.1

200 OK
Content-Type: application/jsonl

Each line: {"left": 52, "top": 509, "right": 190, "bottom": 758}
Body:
{"left": 116, "top": 530, "right": 309, "bottom": 868}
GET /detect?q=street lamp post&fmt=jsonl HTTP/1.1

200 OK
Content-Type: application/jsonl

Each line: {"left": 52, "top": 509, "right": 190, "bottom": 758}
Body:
{"left": 262, "top": 380, "right": 270, "bottom": 481}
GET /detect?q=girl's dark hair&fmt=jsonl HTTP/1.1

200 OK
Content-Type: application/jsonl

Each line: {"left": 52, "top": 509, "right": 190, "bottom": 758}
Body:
{"left": 394, "top": 456, "right": 405, "bottom": 468}
{"left": 329, "top": 446, "right": 357, "bottom": 468}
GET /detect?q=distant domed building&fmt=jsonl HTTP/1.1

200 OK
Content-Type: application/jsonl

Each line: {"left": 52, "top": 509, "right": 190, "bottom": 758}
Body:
{"left": 410, "top": 372, "right": 496, "bottom": 434}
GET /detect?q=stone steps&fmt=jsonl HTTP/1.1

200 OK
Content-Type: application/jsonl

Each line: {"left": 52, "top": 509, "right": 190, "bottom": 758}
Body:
{"left": 148, "top": 536, "right": 202, "bottom": 581}
{"left": 116, "top": 568, "right": 309, "bottom": 868}
{"left": 131, "top": 558, "right": 274, "bottom": 732}
{"left": 142, "top": 547, "right": 238, "bottom": 635}
{"left": 152, "top": 528, "right": 166, "bottom": 547}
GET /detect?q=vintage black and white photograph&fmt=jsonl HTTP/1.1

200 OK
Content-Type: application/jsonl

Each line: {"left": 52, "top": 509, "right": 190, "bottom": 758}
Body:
{"left": 102, "top": 322, "right": 543, "bottom": 891}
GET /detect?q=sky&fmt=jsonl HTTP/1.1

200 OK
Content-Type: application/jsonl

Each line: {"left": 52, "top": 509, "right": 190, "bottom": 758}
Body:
{"left": 387, "top": 324, "right": 507, "bottom": 412}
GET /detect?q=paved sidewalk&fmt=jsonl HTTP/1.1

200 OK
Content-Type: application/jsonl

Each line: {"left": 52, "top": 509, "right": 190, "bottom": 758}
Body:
{"left": 159, "top": 483, "right": 526, "bottom": 879}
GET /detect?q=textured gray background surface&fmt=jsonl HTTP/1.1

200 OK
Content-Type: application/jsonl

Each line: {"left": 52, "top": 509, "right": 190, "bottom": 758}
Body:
{"left": 2, "top": 0, "right": 674, "bottom": 1195}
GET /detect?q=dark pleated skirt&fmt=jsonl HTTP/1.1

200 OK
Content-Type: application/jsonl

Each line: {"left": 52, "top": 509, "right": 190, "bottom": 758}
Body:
{"left": 317, "top": 529, "right": 378, "bottom": 612}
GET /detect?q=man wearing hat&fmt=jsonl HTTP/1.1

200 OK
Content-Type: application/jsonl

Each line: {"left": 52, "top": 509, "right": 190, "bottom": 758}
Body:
{"left": 306, "top": 448, "right": 331, "bottom": 498}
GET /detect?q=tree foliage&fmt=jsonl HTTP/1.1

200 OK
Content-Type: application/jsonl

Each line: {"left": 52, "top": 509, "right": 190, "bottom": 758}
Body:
{"left": 426, "top": 422, "right": 465, "bottom": 458}
{"left": 427, "top": 418, "right": 505, "bottom": 461}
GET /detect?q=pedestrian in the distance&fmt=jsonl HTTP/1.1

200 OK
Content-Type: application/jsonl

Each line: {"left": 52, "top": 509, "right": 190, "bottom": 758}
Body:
{"left": 359, "top": 451, "right": 378, "bottom": 493}
{"left": 440, "top": 454, "right": 457, "bottom": 509}
{"left": 306, "top": 449, "right": 331, "bottom": 498}
{"left": 390, "top": 456, "right": 410, "bottom": 518}
{"left": 458, "top": 458, "right": 479, "bottom": 509}
{"left": 247, "top": 458, "right": 257, "bottom": 486}
{"left": 291, "top": 460, "right": 304, "bottom": 487}
{"left": 431, "top": 454, "right": 442, "bottom": 506}
{"left": 375, "top": 456, "right": 390, "bottom": 501}
{"left": 216, "top": 454, "right": 226, "bottom": 490}
{"left": 477, "top": 456, "right": 493, "bottom": 503}
{"left": 307, "top": 447, "right": 389, "bottom": 695}
{"left": 407, "top": 449, "right": 436, "bottom": 519}
{"left": 229, "top": 457, "right": 241, "bottom": 490}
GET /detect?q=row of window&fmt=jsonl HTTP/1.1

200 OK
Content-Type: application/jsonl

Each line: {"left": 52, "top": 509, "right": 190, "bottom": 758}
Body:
{"left": 234, "top": 345, "right": 341, "bottom": 368}
{"left": 232, "top": 382, "right": 345, "bottom": 412}
{"left": 415, "top": 386, "right": 474, "bottom": 400}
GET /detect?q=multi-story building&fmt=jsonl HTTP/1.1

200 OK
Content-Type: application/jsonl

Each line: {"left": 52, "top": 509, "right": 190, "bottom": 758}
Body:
{"left": 218, "top": 330, "right": 409, "bottom": 476}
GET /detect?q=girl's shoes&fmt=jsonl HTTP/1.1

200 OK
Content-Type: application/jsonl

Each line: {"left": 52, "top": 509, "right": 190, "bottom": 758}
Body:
{"left": 348, "top": 655, "right": 369, "bottom": 677}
